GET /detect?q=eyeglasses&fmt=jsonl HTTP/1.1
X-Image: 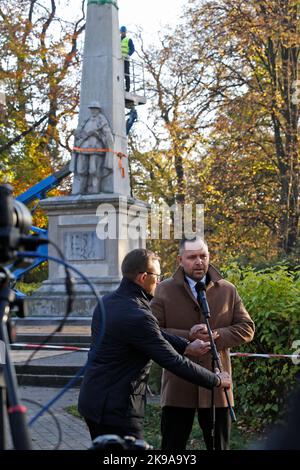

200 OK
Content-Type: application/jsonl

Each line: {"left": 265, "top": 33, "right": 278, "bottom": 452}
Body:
{"left": 140, "top": 272, "right": 163, "bottom": 281}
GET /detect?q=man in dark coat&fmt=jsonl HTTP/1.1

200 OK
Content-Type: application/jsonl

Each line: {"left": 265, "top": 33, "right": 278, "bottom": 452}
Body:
{"left": 78, "top": 248, "right": 231, "bottom": 441}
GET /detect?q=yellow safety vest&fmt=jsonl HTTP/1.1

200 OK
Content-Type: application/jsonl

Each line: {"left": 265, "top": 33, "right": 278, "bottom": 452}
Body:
{"left": 121, "top": 37, "right": 130, "bottom": 58}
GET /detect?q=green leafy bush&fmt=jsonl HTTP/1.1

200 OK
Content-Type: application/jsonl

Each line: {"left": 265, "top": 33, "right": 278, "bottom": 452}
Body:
{"left": 224, "top": 263, "right": 300, "bottom": 431}
{"left": 148, "top": 263, "right": 300, "bottom": 433}
{"left": 22, "top": 262, "right": 48, "bottom": 283}
{"left": 15, "top": 281, "right": 41, "bottom": 296}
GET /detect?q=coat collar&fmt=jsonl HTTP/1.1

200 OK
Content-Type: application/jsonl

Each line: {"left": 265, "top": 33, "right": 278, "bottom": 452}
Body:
{"left": 172, "top": 265, "right": 223, "bottom": 306}
{"left": 116, "top": 277, "right": 153, "bottom": 305}
{"left": 173, "top": 264, "right": 223, "bottom": 285}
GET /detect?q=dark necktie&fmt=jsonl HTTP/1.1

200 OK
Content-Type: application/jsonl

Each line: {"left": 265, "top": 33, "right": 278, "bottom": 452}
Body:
{"left": 195, "top": 280, "right": 206, "bottom": 296}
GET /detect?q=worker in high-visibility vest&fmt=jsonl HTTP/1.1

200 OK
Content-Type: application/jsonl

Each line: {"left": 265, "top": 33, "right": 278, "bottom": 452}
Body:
{"left": 120, "top": 26, "right": 135, "bottom": 92}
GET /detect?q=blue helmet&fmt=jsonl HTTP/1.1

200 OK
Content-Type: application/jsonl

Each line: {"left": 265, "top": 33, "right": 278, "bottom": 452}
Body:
{"left": 120, "top": 26, "right": 127, "bottom": 33}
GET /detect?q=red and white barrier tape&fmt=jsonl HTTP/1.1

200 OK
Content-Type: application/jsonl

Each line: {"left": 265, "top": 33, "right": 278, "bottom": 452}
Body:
{"left": 12, "top": 343, "right": 89, "bottom": 352}
{"left": 11, "top": 343, "right": 300, "bottom": 359}
{"left": 230, "top": 352, "right": 300, "bottom": 359}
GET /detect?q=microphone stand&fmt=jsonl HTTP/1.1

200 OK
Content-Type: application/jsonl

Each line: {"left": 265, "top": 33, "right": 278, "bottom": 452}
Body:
{"left": 196, "top": 282, "right": 236, "bottom": 450}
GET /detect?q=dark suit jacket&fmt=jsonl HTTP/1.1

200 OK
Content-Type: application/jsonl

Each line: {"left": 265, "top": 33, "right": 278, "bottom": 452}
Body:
{"left": 78, "top": 278, "right": 219, "bottom": 434}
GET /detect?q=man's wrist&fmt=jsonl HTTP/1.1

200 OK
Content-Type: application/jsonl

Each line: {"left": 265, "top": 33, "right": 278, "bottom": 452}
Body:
{"left": 184, "top": 340, "right": 191, "bottom": 355}
{"left": 187, "top": 331, "right": 194, "bottom": 341}
{"left": 215, "top": 374, "right": 221, "bottom": 387}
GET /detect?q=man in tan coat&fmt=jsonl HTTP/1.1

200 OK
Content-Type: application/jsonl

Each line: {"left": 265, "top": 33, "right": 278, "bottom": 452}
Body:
{"left": 151, "top": 237, "right": 255, "bottom": 450}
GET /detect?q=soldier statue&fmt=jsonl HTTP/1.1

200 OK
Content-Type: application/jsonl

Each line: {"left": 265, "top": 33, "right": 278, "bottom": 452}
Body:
{"left": 71, "top": 101, "right": 114, "bottom": 194}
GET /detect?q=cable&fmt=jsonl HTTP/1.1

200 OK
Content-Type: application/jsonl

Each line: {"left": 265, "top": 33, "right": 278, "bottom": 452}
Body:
{"left": 16, "top": 240, "right": 75, "bottom": 387}
{"left": 48, "top": 239, "right": 75, "bottom": 331}
{"left": 21, "top": 397, "right": 62, "bottom": 450}
{"left": 16, "top": 251, "right": 106, "bottom": 426}
{"left": 28, "top": 365, "right": 86, "bottom": 427}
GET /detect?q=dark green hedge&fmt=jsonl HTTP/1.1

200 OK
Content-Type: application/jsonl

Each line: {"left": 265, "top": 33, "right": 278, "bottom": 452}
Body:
{"left": 149, "top": 264, "right": 300, "bottom": 432}
{"left": 224, "top": 264, "right": 300, "bottom": 431}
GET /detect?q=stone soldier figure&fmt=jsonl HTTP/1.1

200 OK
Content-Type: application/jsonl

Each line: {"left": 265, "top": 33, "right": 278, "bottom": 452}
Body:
{"left": 71, "top": 101, "right": 114, "bottom": 194}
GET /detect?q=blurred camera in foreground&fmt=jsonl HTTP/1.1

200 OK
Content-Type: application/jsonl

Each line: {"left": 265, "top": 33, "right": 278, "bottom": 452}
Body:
{"left": 89, "top": 434, "right": 153, "bottom": 451}
{"left": 0, "top": 184, "right": 32, "bottom": 263}
{"left": 0, "top": 183, "right": 48, "bottom": 264}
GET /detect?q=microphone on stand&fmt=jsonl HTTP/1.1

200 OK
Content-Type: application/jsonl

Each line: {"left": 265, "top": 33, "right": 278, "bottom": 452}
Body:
{"left": 195, "top": 279, "right": 236, "bottom": 423}
{"left": 195, "top": 280, "right": 210, "bottom": 318}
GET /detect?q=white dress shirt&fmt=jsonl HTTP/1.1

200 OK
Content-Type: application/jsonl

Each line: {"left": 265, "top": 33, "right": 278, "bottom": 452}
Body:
{"left": 185, "top": 275, "right": 206, "bottom": 299}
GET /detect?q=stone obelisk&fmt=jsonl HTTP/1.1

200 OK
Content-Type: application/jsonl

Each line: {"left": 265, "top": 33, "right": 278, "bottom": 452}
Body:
{"left": 72, "top": 0, "right": 129, "bottom": 196}
{"left": 28, "top": 0, "right": 147, "bottom": 317}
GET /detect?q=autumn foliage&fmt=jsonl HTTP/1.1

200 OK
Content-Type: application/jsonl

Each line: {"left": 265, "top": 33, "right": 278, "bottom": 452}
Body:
{"left": 0, "top": 0, "right": 299, "bottom": 267}
{"left": 129, "top": 0, "right": 299, "bottom": 269}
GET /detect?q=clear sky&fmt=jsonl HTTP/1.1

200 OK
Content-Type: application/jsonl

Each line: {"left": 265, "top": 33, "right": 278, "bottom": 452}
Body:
{"left": 118, "top": 0, "right": 184, "bottom": 43}
{"left": 65, "top": 1, "right": 185, "bottom": 47}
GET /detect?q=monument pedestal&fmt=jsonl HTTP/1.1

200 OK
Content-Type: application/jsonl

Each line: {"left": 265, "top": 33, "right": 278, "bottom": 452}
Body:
{"left": 27, "top": 194, "right": 147, "bottom": 317}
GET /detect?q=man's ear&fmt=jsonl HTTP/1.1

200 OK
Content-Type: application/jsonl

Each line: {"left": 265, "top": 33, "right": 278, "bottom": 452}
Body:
{"left": 177, "top": 255, "right": 182, "bottom": 266}
{"left": 135, "top": 272, "right": 147, "bottom": 284}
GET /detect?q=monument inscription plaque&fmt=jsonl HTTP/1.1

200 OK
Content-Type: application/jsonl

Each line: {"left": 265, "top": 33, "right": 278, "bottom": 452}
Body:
{"left": 64, "top": 231, "right": 105, "bottom": 261}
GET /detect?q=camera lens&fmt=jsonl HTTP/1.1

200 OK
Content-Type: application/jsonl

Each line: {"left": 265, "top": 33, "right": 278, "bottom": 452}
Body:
{"left": 89, "top": 434, "right": 127, "bottom": 450}
{"left": 13, "top": 200, "right": 32, "bottom": 234}
{"left": 0, "top": 184, "right": 33, "bottom": 263}
{"left": 0, "top": 184, "right": 32, "bottom": 234}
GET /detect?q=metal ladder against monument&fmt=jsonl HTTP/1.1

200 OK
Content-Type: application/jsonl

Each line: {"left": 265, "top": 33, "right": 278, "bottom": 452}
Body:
{"left": 124, "top": 59, "right": 147, "bottom": 109}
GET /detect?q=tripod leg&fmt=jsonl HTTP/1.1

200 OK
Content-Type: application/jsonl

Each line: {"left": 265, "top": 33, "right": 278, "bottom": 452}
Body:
{"left": 0, "top": 377, "right": 6, "bottom": 450}
{"left": 0, "top": 294, "right": 32, "bottom": 449}
{"left": 1, "top": 333, "right": 32, "bottom": 450}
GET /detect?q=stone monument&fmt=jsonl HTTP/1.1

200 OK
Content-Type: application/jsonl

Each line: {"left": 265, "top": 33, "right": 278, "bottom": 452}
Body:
{"left": 71, "top": 101, "right": 114, "bottom": 195}
{"left": 27, "top": 0, "right": 147, "bottom": 317}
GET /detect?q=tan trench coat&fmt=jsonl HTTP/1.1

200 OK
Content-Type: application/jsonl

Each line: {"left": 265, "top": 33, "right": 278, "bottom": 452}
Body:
{"left": 151, "top": 265, "right": 255, "bottom": 408}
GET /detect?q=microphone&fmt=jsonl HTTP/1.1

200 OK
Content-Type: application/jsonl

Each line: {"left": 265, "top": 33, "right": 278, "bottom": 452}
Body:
{"left": 195, "top": 280, "right": 210, "bottom": 317}
{"left": 196, "top": 280, "right": 206, "bottom": 292}
{"left": 195, "top": 277, "right": 237, "bottom": 423}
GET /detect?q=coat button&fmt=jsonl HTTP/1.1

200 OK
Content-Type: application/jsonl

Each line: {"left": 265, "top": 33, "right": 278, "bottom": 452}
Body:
{"left": 194, "top": 306, "right": 200, "bottom": 311}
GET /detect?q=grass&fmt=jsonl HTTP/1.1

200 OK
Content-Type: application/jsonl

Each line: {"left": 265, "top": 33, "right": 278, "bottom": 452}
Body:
{"left": 144, "top": 403, "right": 257, "bottom": 450}
{"left": 66, "top": 403, "right": 258, "bottom": 450}
{"left": 66, "top": 404, "right": 82, "bottom": 419}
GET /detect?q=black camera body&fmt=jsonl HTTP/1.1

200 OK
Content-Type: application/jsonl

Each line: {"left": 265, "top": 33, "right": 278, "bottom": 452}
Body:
{"left": 0, "top": 183, "right": 48, "bottom": 266}
{"left": 0, "top": 184, "right": 33, "bottom": 263}
{"left": 89, "top": 434, "right": 153, "bottom": 451}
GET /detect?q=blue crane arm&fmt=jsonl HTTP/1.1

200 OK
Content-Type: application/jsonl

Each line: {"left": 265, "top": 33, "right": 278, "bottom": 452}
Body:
{"left": 16, "top": 163, "right": 71, "bottom": 205}
{"left": 126, "top": 107, "right": 138, "bottom": 135}
{"left": 12, "top": 164, "right": 70, "bottom": 289}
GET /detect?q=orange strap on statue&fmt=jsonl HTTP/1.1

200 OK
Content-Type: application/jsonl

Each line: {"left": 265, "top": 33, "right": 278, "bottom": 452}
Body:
{"left": 73, "top": 147, "right": 127, "bottom": 178}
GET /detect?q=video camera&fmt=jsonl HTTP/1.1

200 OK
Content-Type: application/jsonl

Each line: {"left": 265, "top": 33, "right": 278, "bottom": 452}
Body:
{"left": 0, "top": 183, "right": 49, "bottom": 319}
{"left": 89, "top": 434, "right": 153, "bottom": 451}
{"left": 0, "top": 184, "right": 39, "bottom": 449}
{"left": 0, "top": 184, "right": 46, "bottom": 264}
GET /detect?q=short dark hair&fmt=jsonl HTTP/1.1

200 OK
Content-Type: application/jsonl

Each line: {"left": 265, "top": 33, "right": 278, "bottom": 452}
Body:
{"left": 179, "top": 237, "right": 208, "bottom": 254}
{"left": 121, "top": 249, "right": 160, "bottom": 281}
